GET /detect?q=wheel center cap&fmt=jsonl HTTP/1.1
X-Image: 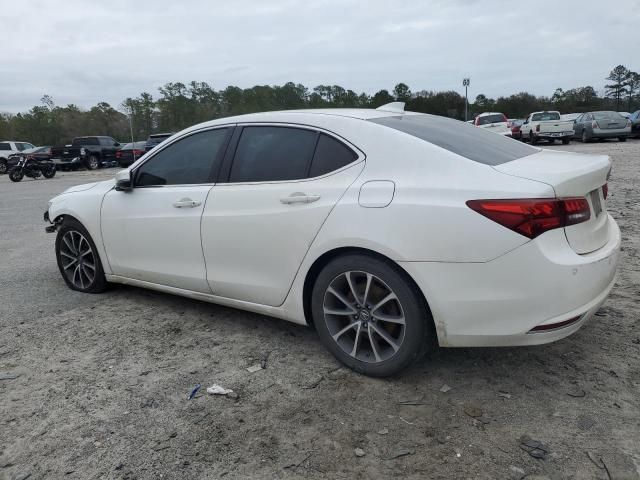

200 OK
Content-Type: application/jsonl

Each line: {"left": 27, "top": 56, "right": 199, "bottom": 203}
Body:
{"left": 360, "top": 309, "right": 371, "bottom": 322}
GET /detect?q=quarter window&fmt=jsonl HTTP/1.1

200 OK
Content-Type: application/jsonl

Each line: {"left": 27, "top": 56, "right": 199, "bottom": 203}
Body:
{"left": 309, "top": 134, "right": 358, "bottom": 177}
{"left": 135, "top": 128, "right": 229, "bottom": 186}
{"left": 229, "top": 126, "right": 317, "bottom": 182}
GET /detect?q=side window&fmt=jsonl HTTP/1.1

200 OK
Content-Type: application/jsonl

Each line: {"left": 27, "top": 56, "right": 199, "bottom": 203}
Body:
{"left": 15, "top": 143, "right": 25, "bottom": 151}
{"left": 99, "top": 137, "right": 113, "bottom": 146}
{"left": 229, "top": 126, "right": 317, "bottom": 183}
{"left": 135, "top": 128, "right": 229, "bottom": 186}
{"left": 0, "top": 143, "right": 10, "bottom": 151}
{"left": 309, "top": 134, "right": 358, "bottom": 177}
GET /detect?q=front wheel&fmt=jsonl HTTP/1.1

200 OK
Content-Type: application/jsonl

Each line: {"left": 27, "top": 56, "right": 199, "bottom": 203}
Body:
{"left": 562, "top": 137, "right": 571, "bottom": 145}
{"left": 547, "top": 138, "right": 555, "bottom": 144}
{"left": 618, "top": 137, "right": 627, "bottom": 142}
{"left": 86, "top": 155, "right": 100, "bottom": 170}
{"left": 55, "top": 219, "right": 107, "bottom": 293}
{"left": 312, "top": 254, "right": 433, "bottom": 377}
{"left": 8, "top": 168, "right": 24, "bottom": 182}
{"left": 530, "top": 131, "right": 538, "bottom": 145}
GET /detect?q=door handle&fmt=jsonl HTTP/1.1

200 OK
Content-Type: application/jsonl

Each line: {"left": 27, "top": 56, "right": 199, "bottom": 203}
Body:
{"left": 173, "top": 198, "right": 201, "bottom": 208}
{"left": 280, "top": 192, "right": 321, "bottom": 205}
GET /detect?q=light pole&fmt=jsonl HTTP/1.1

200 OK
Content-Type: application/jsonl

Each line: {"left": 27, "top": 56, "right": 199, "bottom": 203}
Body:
{"left": 463, "top": 78, "right": 470, "bottom": 121}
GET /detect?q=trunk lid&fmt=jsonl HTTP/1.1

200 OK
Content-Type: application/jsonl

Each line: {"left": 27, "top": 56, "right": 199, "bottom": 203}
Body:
{"left": 493, "top": 149, "right": 611, "bottom": 254}
{"left": 538, "top": 120, "right": 574, "bottom": 133}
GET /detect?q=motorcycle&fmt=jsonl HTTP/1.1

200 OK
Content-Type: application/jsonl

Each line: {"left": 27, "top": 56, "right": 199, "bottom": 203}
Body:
{"left": 8, "top": 156, "right": 56, "bottom": 182}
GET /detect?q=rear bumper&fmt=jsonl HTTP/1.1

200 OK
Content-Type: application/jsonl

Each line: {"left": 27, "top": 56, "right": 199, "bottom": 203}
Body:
{"left": 536, "top": 131, "right": 573, "bottom": 139}
{"left": 400, "top": 214, "right": 621, "bottom": 347}
{"left": 592, "top": 128, "right": 630, "bottom": 138}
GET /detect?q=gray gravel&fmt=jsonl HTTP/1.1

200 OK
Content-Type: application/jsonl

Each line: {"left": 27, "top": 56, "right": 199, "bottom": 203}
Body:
{"left": 1, "top": 140, "right": 639, "bottom": 479}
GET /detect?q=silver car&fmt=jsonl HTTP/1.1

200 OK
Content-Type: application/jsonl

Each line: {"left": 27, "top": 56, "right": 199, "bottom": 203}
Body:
{"left": 573, "top": 111, "right": 631, "bottom": 142}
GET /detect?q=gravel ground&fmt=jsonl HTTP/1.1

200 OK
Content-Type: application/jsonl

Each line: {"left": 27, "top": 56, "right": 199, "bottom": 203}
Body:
{"left": 1, "top": 140, "right": 639, "bottom": 480}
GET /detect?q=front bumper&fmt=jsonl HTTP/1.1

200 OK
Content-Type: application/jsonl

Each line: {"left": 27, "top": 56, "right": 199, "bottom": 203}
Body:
{"left": 400, "top": 214, "right": 621, "bottom": 347}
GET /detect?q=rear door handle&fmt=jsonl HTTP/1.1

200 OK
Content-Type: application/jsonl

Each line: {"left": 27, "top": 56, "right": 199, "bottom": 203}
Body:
{"left": 280, "top": 192, "right": 321, "bottom": 205}
{"left": 173, "top": 198, "right": 201, "bottom": 208}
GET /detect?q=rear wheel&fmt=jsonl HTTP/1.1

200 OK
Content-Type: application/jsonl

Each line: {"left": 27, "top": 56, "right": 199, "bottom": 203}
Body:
{"left": 312, "top": 254, "right": 433, "bottom": 377}
{"left": 530, "top": 131, "right": 538, "bottom": 145}
{"left": 0, "top": 159, "right": 7, "bottom": 174}
{"left": 55, "top": 218, "right": 107, "bottom": 293}
{"left": 562, "top": 137, "right": 570, "bottom": 145}
{"left": 42, "top": 165, "right": 56, "bottom": 178}
{"left": 8, "top": 168, "right": 23, "bottom": 182}
{"left": 582, "top": 130, "right": 590, "bottom": 143}
{"left": 547, "top": 138, "right": 554, "bottom": 144}
{"left": 619, "top": 137, "right": 627, "bottom": 142}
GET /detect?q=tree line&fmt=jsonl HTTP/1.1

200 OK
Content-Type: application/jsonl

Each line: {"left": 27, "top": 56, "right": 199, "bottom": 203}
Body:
{"left": 1, "top": 65, "right": 637, "bottom": 146}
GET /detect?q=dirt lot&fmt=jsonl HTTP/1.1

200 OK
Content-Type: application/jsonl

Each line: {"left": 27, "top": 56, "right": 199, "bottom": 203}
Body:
{"left": 1, "top": 140, "right": 639, "bottom": 480}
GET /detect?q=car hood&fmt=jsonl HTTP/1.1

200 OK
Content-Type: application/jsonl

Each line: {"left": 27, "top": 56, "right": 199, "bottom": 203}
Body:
{"left": 61, "top": 179, "right": 114, "bottom": 194}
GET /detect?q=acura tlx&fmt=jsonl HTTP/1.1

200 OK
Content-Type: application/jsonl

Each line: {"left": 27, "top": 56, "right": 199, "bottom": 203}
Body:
{"left": 44, "top": 102, "right": 620, "bottom": 376}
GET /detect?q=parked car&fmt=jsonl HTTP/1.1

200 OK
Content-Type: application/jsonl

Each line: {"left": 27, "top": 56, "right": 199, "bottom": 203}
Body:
{"left": 629, "top": 110, "right": 640, "bottom": 137}
{"left": 474, "top": 112, "right": 511, "bottom": 136}
{"left": 145, "top": 133, "right": 174, "bottom": 152}
{"left": 617, "top": 112, "right": 631, "bottom": 119}
{"left": 572, "top": 111, "right": 631, "bottom": 142}
{"left": 507, "top": 119, "right": 525, "bottom": 140}
{"left": 0, "top": 141, "right": 36, "bottom": 174}
{"left": 7, "top": 146, "right": 52, "bottom": 169}
{"left": 44, "top": 104, "right": 620, "bottom": 377}
{"left": 520, "top": 111, "right": 574, "bottom": 144}
{"left": 560, "top": 113, "right": 581, "bottom": 122}
{"left": 50, "top": 136, "right": 121, "bottom": 170}
{"left": 116, "top": 141, "right": 147, "bottom": 167}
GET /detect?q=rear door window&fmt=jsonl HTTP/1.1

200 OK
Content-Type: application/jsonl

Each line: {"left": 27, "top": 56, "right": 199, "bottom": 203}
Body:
{"left": 135, "top": 128, "right": 230, "bottom": 186}
{"left": 309, "top": 134, "right": 358, "bottom": 177}
{"left": 228, "top": 126, "right": 317, "bottom": 182}
{"left": 370, "top": 114, "right": 537, "bottom": 165}
{"left": 0, "top": 143, "right": 10, "bottom": 151}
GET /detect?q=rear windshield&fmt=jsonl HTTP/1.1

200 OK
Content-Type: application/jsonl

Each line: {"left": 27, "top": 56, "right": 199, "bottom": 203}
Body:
{"left": 370, "top": 114, "right": 537, "bottom": 165}
{"left": 477, "top": 114, "right": 505, "bottom": 125}
{"left": 531, "top": 112, "right": 560, "bottom": 121}
{"left": 593, "top": 111, "right": 624, "bottom": 120}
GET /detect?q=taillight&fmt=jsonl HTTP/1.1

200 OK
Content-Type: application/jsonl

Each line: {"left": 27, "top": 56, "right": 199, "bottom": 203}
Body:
{"left": 627, "top": 120, "right": 632, "bottom": 128}
{"left": 466, "top": 198, "right": 591, "bottom": 239}
{"left": 602, "top": 183, "right": 608, "bottom": 199}
{"left": 115, "top": 151, "right": 121, "bottom": 158}
{"left": 132, "top": 149, "right": 145, "bottom": 156}
{"left": 592, "top": 121, "right": 598, "bottom": 129}
{"left": 536, "top": 124, "right": 540, "bottom": 132}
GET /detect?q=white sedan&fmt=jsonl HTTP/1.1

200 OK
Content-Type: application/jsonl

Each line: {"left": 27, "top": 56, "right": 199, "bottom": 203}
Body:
{"left": 45, "top": 103, "right": 620, "bottom": 376}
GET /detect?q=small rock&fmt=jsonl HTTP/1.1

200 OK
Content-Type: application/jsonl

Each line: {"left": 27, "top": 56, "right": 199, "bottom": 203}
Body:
{"left": 509, "top": 465, "right": 525, "bottom": 476}
{"left": 228, "top": 392, "right": 239, "bottom": 400}
{"left": 577, "top": 415, "right": 596, "bottom": 430}
{"left": 566, "top": 387, "right": 586, "bottom": 398}
{"left": 497, "top": 391, "right": 512, "bottom": 399}
{"left": 464, "top": 405, "right": 483, "bottom": 418}
{"left": 439, "top": 384, "right": 452, "bottom": 393}
{"left": 519, "top": 435, "right": 549, "bottom": 460}
{"left": 354, "top": 448, "right": 365, "bottom": 457}
{"left": 0, "top": 373, "right": 19, "bottom": 381}
{"left": 377, "top": 428, "right": 389, "bottom": 435}
{"left": 388, "top": 448, "right": 413, "bottom": 459}
{"left": 247, "top": 364, "right": 263, "bottom": 373}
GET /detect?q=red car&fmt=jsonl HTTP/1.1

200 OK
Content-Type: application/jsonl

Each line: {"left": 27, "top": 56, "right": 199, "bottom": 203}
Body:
{"left": 508, "top": 119, "right": 525, "bottom": 140}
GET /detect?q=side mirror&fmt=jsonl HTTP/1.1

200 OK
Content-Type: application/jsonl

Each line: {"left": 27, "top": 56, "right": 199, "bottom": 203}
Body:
{"left": 115, "top": 169, "right": 132, "bottom": 191}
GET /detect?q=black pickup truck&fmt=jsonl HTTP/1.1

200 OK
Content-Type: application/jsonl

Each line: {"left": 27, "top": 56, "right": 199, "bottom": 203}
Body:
{"left": 50, "top": 136, "right": 121, "bottom": 170}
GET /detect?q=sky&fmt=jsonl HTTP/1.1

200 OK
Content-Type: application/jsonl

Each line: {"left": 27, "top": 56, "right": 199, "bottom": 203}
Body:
{"left": 1, "top": 0, "right": 638, "bottom": 113}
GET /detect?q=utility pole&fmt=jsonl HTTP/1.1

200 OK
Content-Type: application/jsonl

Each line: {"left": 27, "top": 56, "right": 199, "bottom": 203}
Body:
{"left": 463, "top": 78, "right": 470, "bottom": 121}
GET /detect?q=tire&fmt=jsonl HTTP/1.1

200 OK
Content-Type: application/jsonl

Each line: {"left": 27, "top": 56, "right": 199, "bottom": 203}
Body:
{"left": 547, "top": 138, "right": 554, "bottom": 144}
{"left": 86, "top": 155, "right": 100, "bottom": 170}
{"left": 42, "top": 166, "right": 56, "bottom": 178}
{"left": 55, "top": 218, "right": 107, "bottom": 293}
{"left": 311, "top": 253, "right": 434, "bottom": 377}
{"left": 618, "top": 137, "right": 627, "bottom": 142}
{"left": 530, "top": 131, "right": 538, "bottom": 145}
{"left": 8, "top": 168, "right": 23, "bottom": 182}
{"left": 582, "top": 130, "right": 590, "bottom": 143}
{"left": 0, "top": 158, "right": 7, "bottom": 174}
{"left": 562, "top": 137, "right": 570, "bottom": 145}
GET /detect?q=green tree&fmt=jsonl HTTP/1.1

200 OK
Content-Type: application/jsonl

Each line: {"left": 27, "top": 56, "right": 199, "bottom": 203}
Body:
{"left": 605, "top": 65, "right": 630, "bottom": 111}
{"left": 393, "top": 83, "right": 411, "bottom": 101}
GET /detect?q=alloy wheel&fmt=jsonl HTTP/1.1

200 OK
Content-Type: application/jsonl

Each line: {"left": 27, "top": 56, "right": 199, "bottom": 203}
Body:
{"left": 322, "top": 271, "right": 406, "bottom": 364}
{"left": 59, "top": 230, "right": 96, "bottom": 289}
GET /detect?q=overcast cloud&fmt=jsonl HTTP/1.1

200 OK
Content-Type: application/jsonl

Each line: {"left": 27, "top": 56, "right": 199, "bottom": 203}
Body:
{"left": 1, "top": 0, "right": 638, "bottom": 113}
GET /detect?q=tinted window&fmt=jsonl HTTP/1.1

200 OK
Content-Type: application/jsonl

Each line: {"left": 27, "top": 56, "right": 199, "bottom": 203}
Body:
{"left": 99, "top": 137, "right": 115, "bottom": 146}
{"left": 0, "top": 143, "right": 11, "bottom": 150}
{"left": 370, "top": 114, "right": 537, "bottom": 166}
{"left": 477, "top": 114, "right": 506, "bottom": 125}
{"left": 229, "top": 126, "right": 317, "bottom": 182}
{"left": 531, "top": 112, "right": 561, "bottom": 121}
{"left": 72, "top": 137, "right": 99, "bottom": 146}
{"left": 135, "top": 128, "right": 229, "bottom": 186}
{"left": 309, "top": 134, "right": 358, "bottom": 177}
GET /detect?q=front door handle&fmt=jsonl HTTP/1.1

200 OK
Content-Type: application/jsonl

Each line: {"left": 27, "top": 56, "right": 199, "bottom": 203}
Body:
{"left": 280, "top": 192, "right": 321, "bottom": 205}
{"left": 173, "top": 198, "right": 201, "bottom": 208}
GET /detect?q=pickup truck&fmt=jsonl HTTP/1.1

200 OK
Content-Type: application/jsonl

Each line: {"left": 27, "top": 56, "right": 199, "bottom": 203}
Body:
{"left": 520, "top": 111, "right": 574, "bottom": 145}
{"left": 50, "top": 136, "right": 121, "bottom": 170}
{"left": 0, "top": 141, "right": 36, "bottom": 174}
